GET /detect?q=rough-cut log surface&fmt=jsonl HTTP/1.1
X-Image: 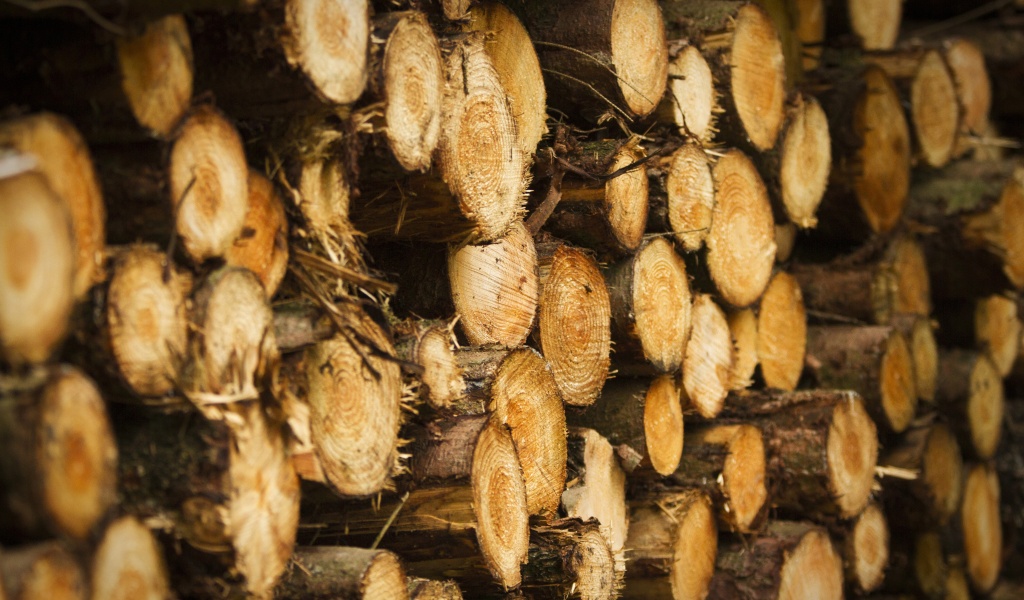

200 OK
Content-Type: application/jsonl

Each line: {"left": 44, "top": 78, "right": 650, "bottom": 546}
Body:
{"left": 658, "top": 44, "right": 717, "bottom": 143}
{"left": 562, "top": 428, "right": 629, "bottom": 569}
{"left": 840, "top": 0, "right": 902, "bottom": 50}
{"left": 568, "top": 375, "right": 684, "bottom": 476}
{"left": 728, "top": 307, "right": 759, "bottom": 390}
{"left": 670, "top": 424, "right": 768, "bottom": 533}
{"left": 707, "top": 149, "right": 777, "bottom": 308}
{"left": 962, "top": 463, "right": 1002, "bottom": 594}
{"left": 657, "top": 139, "right": 715, "bottom": 253}
{"left": 224, "top": 170, "right": 289, "bottom": 297}
{"left": 0, "top": 366, "right": 117, "bottom": 542}
{"left": 90, "top": 516, "right": 171, "bottom": 600}
{"left": 709, "top": 521, "right": 844, "bottom": 599}
{"left": 0, "top": 113, "right": 105, "bottom": 301}
{"left": 756, "top": 271, "right": 806, "bottom": 391}
{"left": 0, "top": 541, "right": 87, "bottom": 600}
{"left": 806, "top": 325, "right": 917, "bottom": 433}
{"left": 0, "top": 165, "right": 74, "bottom": 366}
{"left": 275, "top": 547, "right": 409, "bottom": 600}
{"left": 510, "top": 0, "right": 669, "bottom": 120}
{"left": 535, "top": 241, "right": 611, "bottom": 406}
{"left": 622, "top": 490, "right": 717, "bottom": 600}
{"left": 605, "top": 237, "right": 691, "bottom": 373}
{"left": 935, "top": 349, "right": 1004, "bottom": 460}
{"left": 842, "top": 501, "right": 889, "bottom": 594}
{"left": 683, "top": 294, "right": 733, "bottom": 418}
{"left": 722, "top": 389, "right": 878, "bottom": 520}
{"left": 448, "top": 221, "right": 538, "bottom": 347}
{"left": 881, "top": 421, "right": 963, "bottom": 528}
{"left": 280, "top": 0, "right": 369, "bottom": 104}
{"left": 662, "top": 1, "right": 787, "bottom": 151}
{"left": 392, "top": 319, "right": 464, "bottom": 410}
{"left": 519, "top": 519, "right": 620, "bottom": 600}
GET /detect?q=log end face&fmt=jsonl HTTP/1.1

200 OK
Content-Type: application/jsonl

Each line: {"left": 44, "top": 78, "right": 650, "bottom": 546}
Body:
{"left": 91, "top": 516, "right": 170, "bottom": 600}
{"left": 283, "top": 0, "right": 369, "bottom": 104}
{"left": 665, "top": 140, "right": 714, "bottom": 252}
{"left": 362, "top": 551, "right": 410, "bottom": 600}
{"left": 415, "top": 326, "right": 466, "bottom": 410}
{"left": 611, "top": 0, "right": 668, "bottom": 117}
{"left": 854, "top": 67, "right": 911, "bottom": 234}
{"left": 826, "top": 394, "right": 878, "bottom": 519}
{"left": 727, "top": 307, "right": 759, "bottom": 391}
{"left": 224, "top": 170, "right": 289, "bottom": 297}
{"left": 116, "top": 15, "right": 194, "bottom": 137}
{"left": 665, "top": 46, "right": 716, "bottom": 143}
{"left": 944, "top": 38, "right": 991, "bottom": 136}
{"left": 911, "top": 50, "right": 960, "bottom": 169}
{"left": 605, "top": 143, "right": 649, "bottom": 252}
{"left": 968, "top": 353, "right": 1004, "bottom": 460}
{"left": 962, "top": 463, "right": 1002, "bottom": 594}
{"left": 683, "top": 295, "right": 732, "bottom": 419}
{"left": 643, "top": 375, "right": 684, "bottom": 476}
{"left": 756, "top": 271, "right": 807, "bottom": 392}
{"left": 670, "top": 493, "right": 717, "bottom": 600}
{"left": 562, "top": 429, "right": 628, "bottom": 566}
{"left": 720, "top": 425, "right": 768, "bottom": 533}
{"left": 848, "top": 0, "right": 901, "bottom": 51}
{"left": 880, "top": 331, "right": 918, "bottom": 433}
{"left": 777, "top": 528, "right": 844, "bottom": 600}
{"left": 975, "top": 294, "right": 1020, "bottom": 377}
{"left": 572, "top": 529, "right": 620, "bottom": 600}
{"left": 633, "top": 238, "right": 691, "bottom": 372}
{"left": 779, "top": 94, "right": 831, "bottom": 228}
{"left": 994, "top": 175, "right": 1024, "bottom": 288}
{"left": 6, "top": 543, "right": 87, "bottom": 600}
{"left": 846, "top": 502, "right": 889, "bottom": 594}
{"left": 731, "top": 4, "right": 787, "bottom": 151}
{"left": 890, "top": 235, "right": 932, "bottom": 318}
{"left": 923, "top": 423, "right": 964, "bottom": 523}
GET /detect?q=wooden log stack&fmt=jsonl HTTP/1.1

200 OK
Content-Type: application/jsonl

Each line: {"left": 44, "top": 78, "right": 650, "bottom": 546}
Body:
{"left": 0, "top": 1, "right": 1021, "bottom": 598}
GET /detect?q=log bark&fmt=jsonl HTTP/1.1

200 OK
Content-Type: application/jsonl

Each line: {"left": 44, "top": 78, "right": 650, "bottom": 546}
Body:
{"left": 661, "top": 0, "right": 787, "bottom": 151}
{"left": 90, "top": 516, "right": 171, "bottom": 600}
{"left": 0, "top": 541, "right": 87, "bottom": 600}
{"left": 567, "top": 374, "right": 684, "bottom": 477}
{"left": 647, "top": 138, "right": 714, "bottom": 253}
{"left": 881, "top": 421, "right": 964, "bottom": 528}
{"left": 682, "top": 294, "right": 733, "bottom": 418}
{"left": 0, "top": 113, "right": 105, "bottom": 302}
{"left": 709, "top": 521, "right": 844, "bottom": 599}
{"left": 961, "top": 462, "right": 1002, "bottom": 594}
{"left": 755, "top": 271, "right": 807, "bottom": 391}
{"left": 562, "top": 428, "right": 629, "bottom": 570}
{"left": 534, "top": 240, "right": 611, "bottom": 407}
{"left": 517, "top": 519, "right": 620, "bottom": 600}
{"left": 0, "top": 162, "right": 75, "bottom": 366}
{"left": 839, "top": 501, "right": 890, "bottom": 594}
{"left": 622, "top": 490, "right": 717, "bottom": 600}
{"left": 224, "top": 169, "right": 289, "bottom": 297}
{"left": 935, "top": 349, "right": 1004, "bottom": 460}
{"left": 0, "top": 366, "right": 118, "bottom": 542}
{"left": 508, "top": 0, "right": 669, "bottom": 120}
{"left": 805, "top": 325, "right": 918, "bottom": 433}
{"left": 275, "top": 547, "right": 409, "bottom": 600}
{"left": 656, "top": 44, "right": 717, "bottom": 143}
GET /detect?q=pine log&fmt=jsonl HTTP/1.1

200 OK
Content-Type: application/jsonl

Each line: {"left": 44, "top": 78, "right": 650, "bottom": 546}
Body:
{"left": 934, "top": 294, "right": 1021, "bottom": 378}
{"left": 0, "top": 541, "right": 87, "bottom": 600}
{"left": 791, "top": 234, "right": 931, "bottom": 324}
{"left": 962, "top": 462, "right": 1002, "bottom": 594}
{"left": 661, "top": 1, "right": 787, "bottom": 151}
{"left": 353, "top": 32, "right": 526, "bottom": 243}
{"left": 794, "top": 0, "right": 825, "bottom": 70}
{"left": 0, "top": 366, "right": 117, "bottom": 542}
{"left": 622, "top": 490, "right": 717, "bottom": 600}
{"left": 669, "top": 423, "right": 768, "bottom": 533}
{"left": 0, "top": 114, "right": 103, "bottom": 302}
{"left": 756, "top": 271, "right": 807, "bottom": 391}
{"left": 728, "top": 307, "right": 759, "bottom": 390}
{"left": 535, "top": 240, "right": 611, "bottom": 407}
{"left": 752, "top": 0, "right": 804, "bottom": 86}
{"left": 275, "top": 547, "right": 409, "bottom": 599}
{"left": 832, "top": 0, "right": 902, "bottom": 50}
{"left": 567, "top": 375, "right": 684, "bottom": 477}
{"left": 392, "top": 318, "right": 465, "bottom": 410}
{"left": 774, "top": 221, "right": 797, "bottom": 263}
{"left": 943, "top": 38, "right": 992, "bottom": 152}
{"left": 706, "top": 149, "right": 777, "bottom": 308}
{"left": 115, "top": 402, "right": 299, "bottom": 598}
{"left": 840, "top": 501, "right": 890, "bottom": 594}
{"left": 656, "top": 44, "right": 717, "bottom": 143}
{"left": 562, "top": 428, "right": 629, "bottom": 569}
{"left": 805, "top": 325, "right": 917, "bottom": 433}
{"left": 709, "top": 521, "right": 844, "bottom": 599}
{"left": 541, "top": 139, "right": 649, "bottom": 257}
{"left": 721, "top": 389, "right": 879, "bottom": 521}
{"left": 408, "top": 577, "right": 463, "bottom": 599}
{"left": 648, "top": 139, "right": 714, "bottom": 253}
{"left": 223, "top": 169, "right": 289, "bottom": 297}
{"left": 864, "top": 48, "right": 962, "bottom": 168}
{"left": 508, "top": 0, "right": 669, "bottom": 120}
{"left": 884, "top": 529, "right": 950, "bottom": 599}
{"left": 881, "top": 421, "right": 963, "bottom": 528}
{"left": 682, "top": 294, "right": 733, "bottom": 418}
{"left": 0, "top": 15, "right": 192, "bottom": 140}
{"left": 518, "top": 519, "right": 620, "bottom": 600}
{"left": 89, "top": 516, "right": 171, "bottom": 600}
{"left": 604, "top": 237, "right": 692, "bottom": 373}
{"left": 463, "top": 2, "right": 547, "bottom": 159}
{"left": 0, "top": 163, "right": 75, "bottom": 366}
{"left": 814, "top": 65, "right": 911, "bottom": 238}
{"left": 935, "top": 349, "right": 1004, "bottom": 460}
{"left": 890, "top": 313, "right": 939, "bottom": 403}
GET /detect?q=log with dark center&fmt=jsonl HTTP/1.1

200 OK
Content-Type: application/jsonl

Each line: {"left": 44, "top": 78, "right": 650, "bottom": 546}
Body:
{"left": 935, "top": 349, "right": 1004, "bottom": 460}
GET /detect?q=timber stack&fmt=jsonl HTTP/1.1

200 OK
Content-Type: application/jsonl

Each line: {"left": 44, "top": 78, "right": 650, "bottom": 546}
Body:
{"left": 0, "top": 0, "right": 1020, "bottom": 598}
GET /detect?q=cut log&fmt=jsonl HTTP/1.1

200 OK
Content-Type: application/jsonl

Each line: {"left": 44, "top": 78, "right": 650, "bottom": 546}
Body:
{"left": 224, "top": 169, "right": 289, "bottom": 297}
{"left": 662, "top": 1, "right": 787, "bottom": 151}
{"left": 728, "top": 307, "right": 759, "bottom": 390}
{"left": 657, "top": 44, "right": 717, "bottom": 143}
{"left": 722, "top": 389, "right": 878, "bottom": 520}
{"left": 756, "top": 271, "right": 807, "bottom": 391}
{"left": 448, "top": 221, "right": 538, "bottom": 347}
{"left": 509, "top": 0, "right": 669, "bottom": 120}
{"left": 884, "top": 529, "right": 948, "bottom": 599}
{"left": 706, "top": 149, "right": 777, "bottom": 308}
{"left": 519, "top": 519, "right": 620, "bottom": 600}
{"left": 815, "top": 65, "right": 911, "bottom": 237}
{"left": 669, "top": 423, "right": 768, "bottom": 533}
{"left": 0, "top": 541, "right": 87, "bottom": 600}
{"left": 881, "top": 421, "right": 963, "bottom": 528}
{"left": 682, "top": 294, "right": 733, "bottom": 418}
{"left": 650, "top": 139, "right": 715, "bottom": 253}
{"left": 752, "top": 0, "right": 803, "bottom": 87}
{"left": 116, "top": 402, "right": 299, "bottom": 598}
{"left": 541, "top": 139, "right": 649, "bottom": 257}
{"left": 463, "top": 2, "right": 546, "bottom": 159}
{"left": 168, "top": 105, "right": 249, "bottom": 264}
{"left": 944, "top": 38, "right": 992, "bottom": 152}
{"left": 962, "top": 462, "right": 1002, "bottom": 594}
{"left": 0, "top": 113, "right": 104, "bottom": 301}
{"left": 535, "top": 240, "right": 612, "bottom": 407}
{"left": 605, "top": 237, "right": 691, "bottom": 373}
{"left": 774, "top": 221, "right": 797, "bottom": 263}
{"left": 392, "top": 319, "right": 465, "bottom": 410}
{"left": 935, "top": 349, "right": 1004, "bottom": 460}
{"left": 562, "top": 428, "right": 629, "bottom": 569}
{"left": 0, "top": 164, "right": 75, "bottom": 366}
{"left": 567, "top": 375, "right": 684, "bottom": 476}
{"left": 275, "top": 547, "right": 408, "bottom": 600}
{"left": 622, "top": 490, "right": 717, "bottom": 600}
{"left": 90, "top": 516, "right": 170, "bottom": 600}
{"left": 934, "top": 294, "right": 1021, "bottom": 378}
{"left": 408, "top": 578, "right": 463, "bottom": 600}
{"left": 791, "top": 234, "right": 931, "bottom": 324}
{"left": 710, "top": 521, "right": 844, "bottom": 599}
{"left": 837, "top": 0, "right": 901, "bottom": 50}
{"left": 841, "top": 501, "right": 889, "bottom": 594}
{"left": 353, "top": 33, "right": 525, "bottom": 243}
{"left": 794, "top": 0, "right": 825, "bottom": 70}
{"left": 0, "top": 366, "right": 117, "bottom": 542}
{"left": 806, "top": 325, "right": 917, "bottom": 433}
{"left": 890, "top": 314, "right": 939, "bottom": 403}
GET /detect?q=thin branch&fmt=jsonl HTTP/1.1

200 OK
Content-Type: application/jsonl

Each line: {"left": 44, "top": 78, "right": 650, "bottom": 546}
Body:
{"left": 525, "top": 167, "right": 565, "bottom": 236}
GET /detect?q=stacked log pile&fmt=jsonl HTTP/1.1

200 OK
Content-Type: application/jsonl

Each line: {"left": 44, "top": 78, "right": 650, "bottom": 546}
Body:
{"left": 0, "top": 0, "right": 1021, "bottom": 598}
